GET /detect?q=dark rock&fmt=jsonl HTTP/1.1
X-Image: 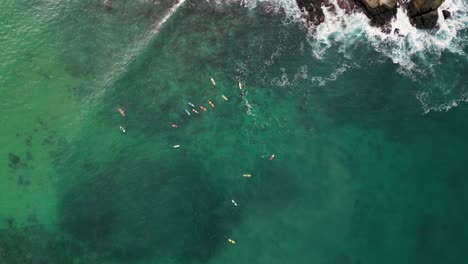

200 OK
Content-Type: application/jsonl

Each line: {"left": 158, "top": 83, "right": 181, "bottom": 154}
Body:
{"left": 410, "top": 10, "right": 439, "bottom": 29}
{"left": 8, "top": 153, "right": 20, "bottom": 166}
{"left": 297, "top": 0, "right": 361, "bottom": 26}
{"left": 337, "top": 0, "right": 359, "bottom": 12}
{"left": 407, "top": 0, "right": 443, "bottom": 29}
{"left": 442, "top": 10, "right": 451, "bottom": 19}
{"left": 296, "top": 0, "right": 326, "bottom": 26}
{"left": 394, "top": 27, "right": 404, "bottom": 37}
{"left": 407, "top": 0, "right": 443, "bottom": 17}
{"left": 355, "top": 0, "right": 397, "bottom": 26}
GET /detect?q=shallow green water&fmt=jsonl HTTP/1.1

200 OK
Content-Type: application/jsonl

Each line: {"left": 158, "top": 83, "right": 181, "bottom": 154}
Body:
{"left": 1, "top": 0, "right": 468, "bottom": 263}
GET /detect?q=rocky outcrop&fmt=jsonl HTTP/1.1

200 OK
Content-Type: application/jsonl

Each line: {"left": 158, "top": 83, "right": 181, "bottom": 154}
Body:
{"left": 442, "top": 9, "right": 451, "bottom": 19}
{"left": 296, "top": 0, "right": 361, "bottom": 26}
{"left": 296, "top": 0, "right": 325, "bottom": 26}
{"left": 356, "top": 0, "right": 397, "bottom": 25}
{"left": 296, "top": 0, "right": 445, "bottom": 29}
{"left": 407, "top": 0, "right": 443, "bottom": 28}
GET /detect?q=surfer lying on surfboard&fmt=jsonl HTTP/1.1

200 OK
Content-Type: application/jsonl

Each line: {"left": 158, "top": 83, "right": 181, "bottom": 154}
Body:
{"left": 117, "top": 107, "right": 125, "bottom": 117}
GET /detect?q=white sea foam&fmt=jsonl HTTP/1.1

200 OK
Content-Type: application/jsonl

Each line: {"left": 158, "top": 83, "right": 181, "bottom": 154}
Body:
{"left": 242, "top": 90, "right": 256, "bottom": 116}
{"left": 209, "top": 0, "right": 302, "bottom": 22}
{"left": 225, "top": 0, "right": 467, "bottom": 113}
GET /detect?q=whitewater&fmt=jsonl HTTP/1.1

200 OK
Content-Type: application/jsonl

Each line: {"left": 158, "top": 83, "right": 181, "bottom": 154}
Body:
{"left": 211, "top": 0, "right": 468, "bottom": 113}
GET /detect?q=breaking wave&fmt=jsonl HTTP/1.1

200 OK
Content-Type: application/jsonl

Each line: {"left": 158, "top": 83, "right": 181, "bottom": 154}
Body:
{"left": 214, "top": 0, "right": 468, "bottom": 113}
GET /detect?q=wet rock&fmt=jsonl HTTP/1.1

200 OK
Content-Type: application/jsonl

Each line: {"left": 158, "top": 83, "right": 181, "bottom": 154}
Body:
{"left": 337, "top": 0, "right": 361, "bottom": 13}
{"left": 442, "top": 9, "right": 451, "bottom": 19}
{"left": 407, "top": 0, "right": 443, "bottom": 28}
{"left": 8, "top": 153, "right": 20, "bottom": 167}
{"left": 394, "top": 27, "right": 404, "bottom": 37}
{"left": 356, "top": 0, "right": 397, "bottom": 25}
{"left": 410, "top": 10, "right": 439, "bottom": 29}
{"left": 296, "top": 0, "right": 326, "bottom": 26}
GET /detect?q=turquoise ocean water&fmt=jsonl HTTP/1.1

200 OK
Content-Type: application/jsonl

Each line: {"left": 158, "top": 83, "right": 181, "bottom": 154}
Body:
{"left": 1, "top": 0, "right": 468, "bottom": 263}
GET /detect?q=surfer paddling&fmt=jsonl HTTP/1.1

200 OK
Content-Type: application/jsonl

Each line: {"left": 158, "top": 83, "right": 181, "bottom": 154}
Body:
{"left": 210, "top": 78, "right": 216, "bottom": 86}
{"left": 117, "top": 107, "right": 125, "bottom": 117}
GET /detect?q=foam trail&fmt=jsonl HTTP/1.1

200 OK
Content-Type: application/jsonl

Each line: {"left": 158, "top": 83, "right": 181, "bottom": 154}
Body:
{"left": 241, "top": 90, "right": 256, "bottom": 116}
{"left": 210, "top": 0, "right": 302, "bottom": 22}
{"left": 89, "top": 0, "right": 188, "bottom": 106}
{"left": 102, "top": 0, "right": 187, "bottom": 88}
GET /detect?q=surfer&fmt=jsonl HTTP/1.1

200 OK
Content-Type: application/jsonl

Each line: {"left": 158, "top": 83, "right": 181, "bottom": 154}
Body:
{"left": 238, "top": 82, "right": 242, "bottom": 90}
{"left": 200, "top": 106, "right": 207, "bottom": 111}
{"left": 208, "top": 100, "right": 215, "bottom": 108}
{"left": 173, "top": 145, "right": 180, "bottom": 148}
{"left": 228, "top": 238, "right": 236, "bottom": 244}
{"left": 243, "top": 174, "right": 251, "bottom": 178}
{"left": 231, "top": 199, "right": 238, "bottom": 206}
{"left": 119, "top": 125, "right": 126, "bottom": 133}
{"left": 117, "top": 107, "right": 125, "bottom": 117}
{"left": 269, "top": 154, "right": 275, "bottom": 161}
{"left": 188, "top": 102, "right": 195, "bottom": 107}
{"left": 222, "top": 95, "right": 228, "bottom": 101}
{"left": 192, "top": 108, "right": 199, "bottom": 114}
{"left": 185, "top": 109, "right": 191, "bottom": 116}
{"left": 171, "top": 124, "right": 178, "bottom": 128}
{"left": 210, "top": 78, "right": 216, "bottom": 86}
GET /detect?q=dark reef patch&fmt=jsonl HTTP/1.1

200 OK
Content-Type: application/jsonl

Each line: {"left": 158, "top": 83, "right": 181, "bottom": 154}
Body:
{"left": 17, "top": 175, "right": 31, "bottom": 186}
{"left": 0, "top": 225, "right": 88, "bottom": 264}
{"left": 58, "top": 155, "right": 242, "bottom": 262}
{"left": 8, "top": 153, "right": 21, "bottom": 169}
{"left": 25, "top": 136, "right": 32, "bottom": 147}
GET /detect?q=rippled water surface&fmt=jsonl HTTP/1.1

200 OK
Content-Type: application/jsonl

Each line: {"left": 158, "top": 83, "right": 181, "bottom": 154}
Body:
{"left": 1, "top": 0, "right": 467, "bottom": 263}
